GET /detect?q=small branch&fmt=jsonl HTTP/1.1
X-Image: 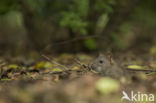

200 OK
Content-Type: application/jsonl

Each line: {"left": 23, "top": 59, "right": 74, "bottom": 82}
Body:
{"left": 0, "top": 62, "right": 6, "bottom": 79}
{"left": 74, "top": 58, "right": 88, "bottom": 70}
{"left": 126, "top": 68, "right": 156, "bottom": 72}
{"left": 41, "top": 54, "right": 68, "bottom": 70}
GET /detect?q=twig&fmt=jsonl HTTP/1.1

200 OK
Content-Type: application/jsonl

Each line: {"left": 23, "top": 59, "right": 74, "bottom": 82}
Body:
{"left": 0, "top": 62, "right": 6, "bottom": 79}
{"left": 126, "top": 68, "right": 156, "bottom": 72}
{"left": 41, "top": 54, "right": 68, "bottom": 70}
{"left": 74, "top": 58, "right": 88, "bottom": 69}
{"left": 50, "top": 35, "right": 100, "bottom": 46}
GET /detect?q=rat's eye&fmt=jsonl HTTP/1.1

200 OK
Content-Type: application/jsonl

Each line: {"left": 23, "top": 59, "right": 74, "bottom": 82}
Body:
{"left": 99, "top": 60, "right": 103, "bottom": 64}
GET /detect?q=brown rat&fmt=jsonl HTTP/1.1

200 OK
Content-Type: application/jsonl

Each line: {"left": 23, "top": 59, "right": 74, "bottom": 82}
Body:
{"left": 90, "top": 54, "right": 155, "bottom": 83}
{"left": 90, "top": 54, "right": 125, "bottom": 79}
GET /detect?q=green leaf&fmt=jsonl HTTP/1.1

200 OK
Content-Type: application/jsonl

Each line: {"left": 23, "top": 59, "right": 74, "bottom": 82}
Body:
{"left": 84, "top": 38, "right": 97, "bottom": 50}
{"left": 127, "top": 65, "right": 144, "bottom": 69}
{"left": 8, "top": 64, "right": 19, "bottom": 69}
{"left": 44, "top": 62, "right": 54, "bottom": 68}
{"left": 35, "top": 61, "right": 45, "bottom": 69}
{"left": 52, "top": 68, "right": 63, "bottom": 72}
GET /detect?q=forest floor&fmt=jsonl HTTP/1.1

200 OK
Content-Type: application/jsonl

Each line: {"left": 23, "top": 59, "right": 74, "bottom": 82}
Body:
{"left": 0, "top": 53, "right": 156, "bottom": 103}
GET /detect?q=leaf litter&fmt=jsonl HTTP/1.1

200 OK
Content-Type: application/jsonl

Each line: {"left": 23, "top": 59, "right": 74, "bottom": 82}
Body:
{"left": 0, "top": 53, "right": 155, "bottom": 103}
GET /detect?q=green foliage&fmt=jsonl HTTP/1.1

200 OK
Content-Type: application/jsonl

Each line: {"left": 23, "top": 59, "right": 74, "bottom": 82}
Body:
{"left": 22, "top": 0, "right": 45, "bottom": 14}
{"left": 4, "top": 11, "right": 23, "bottom": 28}
{"left": 84, "top": 38, "right": 97, "bottom": 50}
{"left": 0, "top": 0, "right": 15, "bottom": 14}
{"left": 4, "top": 0, "right": 156, "bottom": 51}
{"left": 95, "top": 13, "right": 109, "bottom": 33}
{"left": 59, "top": 0, "right": 116, "bottom": 50}
{"left": 111, "top": 33, "right": 122, "bottom": 48}
{"left": 72, "top": 0, "right": 89, "bottom": 17}
{"left": 60, "top": 12, "right": 88, "bottom": 35}
{"left": 120, "top": 23, "right": 132, "bottom": 34}
{"left": 132, "top": 0, "right": 156, "bottom": 27}
{"left": 111, "top": 23, "right": 133, "bottom": 49}
{"left": 59, "top": 0, "right": 89, "bottom": 35}
{"left": 0, "top": 0, "right": 118, "bottom": 51}
{"left": 94, "top": 0, "right": 116, "bottom": 13}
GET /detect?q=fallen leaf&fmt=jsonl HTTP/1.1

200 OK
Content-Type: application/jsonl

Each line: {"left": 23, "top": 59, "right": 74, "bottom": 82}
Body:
{"left": 8, "top": 64, "right": 19, "bottom": 69}
{"left": 52, "top": 68, "right": 63, "bottom": 72}
{"left": 127, "top": 65, "right": 144, "bottom": 69}
{"left": 95, "top": 77, "right": 120, "bottom": 95}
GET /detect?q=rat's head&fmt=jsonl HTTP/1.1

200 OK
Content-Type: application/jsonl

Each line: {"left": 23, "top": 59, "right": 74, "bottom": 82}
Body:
{"left": 90, "top": 54, "right": 110, "bottom": 72}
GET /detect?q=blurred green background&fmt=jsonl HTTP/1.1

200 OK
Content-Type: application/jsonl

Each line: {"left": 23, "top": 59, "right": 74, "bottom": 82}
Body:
{"left": 0, "top": 0, "right": 156, "bottom": 55}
